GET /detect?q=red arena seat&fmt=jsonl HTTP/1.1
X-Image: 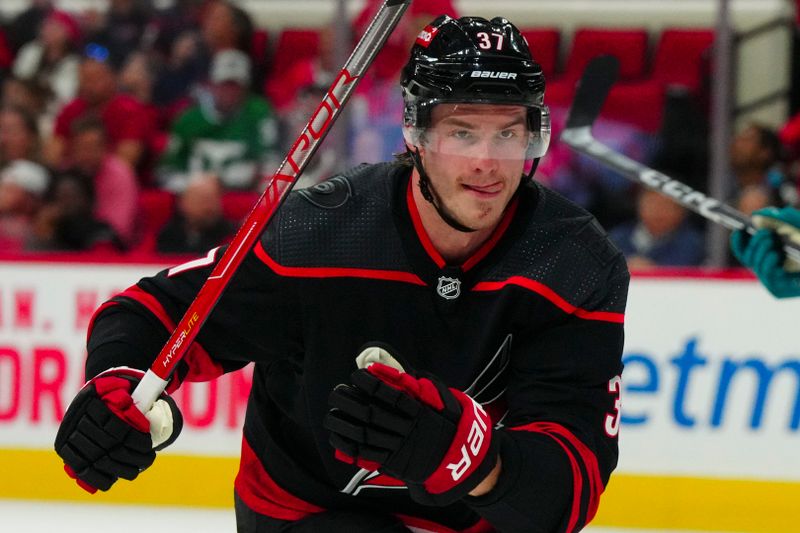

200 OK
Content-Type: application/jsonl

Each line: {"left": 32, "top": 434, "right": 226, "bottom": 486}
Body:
{"left": 251, "top": 28, "right": 271, "bottom": 73}
{"left": 521, "top": 28, "right": 561, "bottom": 77}
{"left": 270, "top": 28, "right": 320, "bottom": 76}
{"left": 564, "top": 28, "right": 649, "bottom": 82}
{"left": 651, "top": 28, "right": 714, "bottom": 93}
{"left": 134, "top": 189, "right": 175, "bottom": 253}
{"left": 222, "top": 191, "right": 260, "bottom": 223}
{"left": 602, "top": 82, "right": 666, "bottom": 133}
{"left": 264, "top": 28, "right": 321, "bottom": 109}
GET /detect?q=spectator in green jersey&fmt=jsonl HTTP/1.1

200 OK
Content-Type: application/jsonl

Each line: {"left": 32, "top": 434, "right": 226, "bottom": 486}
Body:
{"left": 157, "top": 49, "right": 279, "bottom": 192}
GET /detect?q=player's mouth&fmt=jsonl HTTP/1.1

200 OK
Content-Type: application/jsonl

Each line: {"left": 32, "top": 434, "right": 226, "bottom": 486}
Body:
{"left": 462, "top": 181, "right": 503, "bottom": 198}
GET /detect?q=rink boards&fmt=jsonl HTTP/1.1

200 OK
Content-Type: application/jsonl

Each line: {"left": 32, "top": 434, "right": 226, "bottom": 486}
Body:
{"left": 1, "top": 259, "right": 799, "bottom": 532}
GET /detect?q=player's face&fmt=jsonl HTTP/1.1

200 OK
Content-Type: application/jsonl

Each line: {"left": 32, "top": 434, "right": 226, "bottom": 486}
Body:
{"left": 419, "top": 104, "right": 528, "bottom": 231}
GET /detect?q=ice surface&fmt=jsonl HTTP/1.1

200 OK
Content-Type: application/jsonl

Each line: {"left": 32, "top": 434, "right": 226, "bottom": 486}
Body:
{"left": 0, "top": 499, "right": 732, "bottom": 532}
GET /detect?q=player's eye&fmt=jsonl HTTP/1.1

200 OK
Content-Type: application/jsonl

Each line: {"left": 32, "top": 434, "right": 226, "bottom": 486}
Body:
{"left": 451, "top": 129, "right": 473, "bottom": 140}
{"left": 498, "top": 129, "right": 516, "bottom": 140}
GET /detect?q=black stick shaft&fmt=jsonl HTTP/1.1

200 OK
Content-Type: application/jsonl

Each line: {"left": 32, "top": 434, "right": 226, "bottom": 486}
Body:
{"left": 560, "top": 56, "right": 800, "bottom": 265}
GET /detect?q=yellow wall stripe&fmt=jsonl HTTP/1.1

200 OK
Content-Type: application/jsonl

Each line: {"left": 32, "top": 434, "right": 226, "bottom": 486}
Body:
{"left": 595, "top": 474, "right": 800, "bottom": 532}
{"left": 1, "top": 449, "right": 238, "bottom": 508}
{"left": 4, "top": 448, "right": 799, "bottom": 532}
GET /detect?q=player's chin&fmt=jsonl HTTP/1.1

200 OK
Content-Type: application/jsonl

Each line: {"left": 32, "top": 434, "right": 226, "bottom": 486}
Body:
{"left": 451, "top": 192, "right": 511, "bottom": 228}
{"left": 459, "top": 205, "right": 504, "bottom": 231}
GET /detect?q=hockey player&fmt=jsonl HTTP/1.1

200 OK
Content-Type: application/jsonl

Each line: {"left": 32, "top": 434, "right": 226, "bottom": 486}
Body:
{"left": 732, "top": 206, "right": 800, "bottom": 298}
{"left": 55, "top": 15, "right": 628, "bottom": 532}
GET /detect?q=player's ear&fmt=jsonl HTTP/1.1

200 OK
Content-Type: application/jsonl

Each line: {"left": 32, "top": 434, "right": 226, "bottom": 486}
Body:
{"left": 403, "top": 127, "right": 420, "bottom": 154}
{"left": 405, "top": 140, "right": 427, "bottom": 160}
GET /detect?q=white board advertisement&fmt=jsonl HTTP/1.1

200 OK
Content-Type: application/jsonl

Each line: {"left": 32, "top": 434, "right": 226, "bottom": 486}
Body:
{"left": 2, "top": 260, "right": 798, "bottom": 531}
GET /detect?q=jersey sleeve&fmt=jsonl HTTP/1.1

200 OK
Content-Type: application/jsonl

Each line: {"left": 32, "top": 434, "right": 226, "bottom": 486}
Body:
{"left": 85, "top": 238, "right": 299, "bottom": 388}
{"left": 466, "top": 256, "right": 629, "bottom": 533}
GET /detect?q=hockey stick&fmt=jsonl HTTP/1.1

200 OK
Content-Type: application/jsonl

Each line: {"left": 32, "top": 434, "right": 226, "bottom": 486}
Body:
{"left": 131, "top": 0, "right": 414, "bottom": 412}
{"left": 559, "top": 55, "right": 800, "bottom": 264}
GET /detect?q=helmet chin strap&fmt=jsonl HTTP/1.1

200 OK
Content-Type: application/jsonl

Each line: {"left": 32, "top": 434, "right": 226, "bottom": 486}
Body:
{"left": 407, "top": 146, "right": 540, "bottom": 234}
{"left": 522, "top": 155, "right": 541, "bottom": 185}
{"left": 408, "top": 147, "right": 477, "bottom": 233}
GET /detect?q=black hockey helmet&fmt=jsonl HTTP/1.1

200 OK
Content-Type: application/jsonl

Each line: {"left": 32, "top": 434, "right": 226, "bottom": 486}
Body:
{"left": 400, "top": 15, "right": 550, "bottom": 159}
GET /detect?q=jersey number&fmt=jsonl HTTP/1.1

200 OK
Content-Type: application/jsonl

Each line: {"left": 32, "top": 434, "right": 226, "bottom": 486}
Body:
{"left": 476, "top": 32, "right": 504, "bottom": 50}
{"left": 604, "top": 375, "right": 622, "bottom": 437}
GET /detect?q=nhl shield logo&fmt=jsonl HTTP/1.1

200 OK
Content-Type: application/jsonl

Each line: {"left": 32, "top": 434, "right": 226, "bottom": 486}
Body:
{"left": 436, "top": 276, "right": 461, "bottom": 300}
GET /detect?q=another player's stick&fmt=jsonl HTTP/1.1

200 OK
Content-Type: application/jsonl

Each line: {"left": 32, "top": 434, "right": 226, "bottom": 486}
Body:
{"left": 560, "top": 55, "right": 800, "bottom": 264}
{"left": 131, "top": 0, "right": 413, "bottom": 412}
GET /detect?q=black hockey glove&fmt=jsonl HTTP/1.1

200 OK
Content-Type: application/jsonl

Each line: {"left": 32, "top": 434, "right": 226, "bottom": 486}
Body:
{"left": 54, "top": 367, "right": 183, "bottom": 493}
{"left": 325, "top": 362, "right": 497, "bottom": 506}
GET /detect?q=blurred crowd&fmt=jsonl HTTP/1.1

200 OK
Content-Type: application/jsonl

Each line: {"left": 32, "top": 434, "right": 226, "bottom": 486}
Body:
{"left": 0, "top": 0, "right": 799, "bottom": 268}
{"left": 0, "top": 0, "right": 460, "bottom": 256}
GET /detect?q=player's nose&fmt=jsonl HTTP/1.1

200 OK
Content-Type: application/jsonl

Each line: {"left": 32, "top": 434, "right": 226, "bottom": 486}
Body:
{"left": 467, "top": 139, "right": 500, "bottom": 173}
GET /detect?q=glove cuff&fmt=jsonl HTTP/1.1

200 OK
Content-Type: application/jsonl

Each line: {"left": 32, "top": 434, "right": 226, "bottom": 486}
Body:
{"left": 410, "top": 392, "right": 498, "bottom": 506}
{"left": 408, "top": 435, "right": 498, "bottom": 506}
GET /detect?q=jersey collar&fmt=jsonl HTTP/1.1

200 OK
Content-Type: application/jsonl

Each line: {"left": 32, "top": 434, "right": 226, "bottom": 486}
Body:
{"left": 404, "top": 175, "right": 519, "bottom": 273}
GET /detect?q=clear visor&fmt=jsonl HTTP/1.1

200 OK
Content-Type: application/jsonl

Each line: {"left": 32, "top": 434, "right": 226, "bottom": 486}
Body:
{"left": 403, "top": 103, "right": 551, "bottom": 169}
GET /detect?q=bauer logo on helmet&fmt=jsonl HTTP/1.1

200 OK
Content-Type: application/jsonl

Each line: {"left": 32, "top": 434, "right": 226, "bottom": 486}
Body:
{"left": 470, "top": 71, "right": 518, "bottom": 79}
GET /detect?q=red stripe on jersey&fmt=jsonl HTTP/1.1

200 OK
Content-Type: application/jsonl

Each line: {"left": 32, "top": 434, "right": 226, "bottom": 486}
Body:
{"left": 118, "top": 286, "right": 224, "bottom": 384}
{"left": 461, "top": 197, "right": 518, "bottom": 272}
{"left": 254, "top": 241, "right": 426, "bottom": 285}
{"left": 235, "top": 437, "right": 325, "bottom": 521}
{"left": 510, "top": 421, "right": 604, "bottom": 532}
{"left": 119, "top": 286, "right": 174, "bottom": 329}
{"left": 541, "top": 423, "right": 604, "bottom": 524}
{"left": 86, "top": 300, "right": 119, "bottom": 342}
{"left": 405, "top": 179, "right": 520, "bottom": 272}
{"left": 396, "top": 513, "right": 494, "bottom": 533}
{"left": 472, "top": 277, "right": 625, "bottom": 323}
{"left": 406, "top": 178, "right": 447, "bottom": 268}
{"left": 573, "top": 308, "right": 625, "bottom": 323}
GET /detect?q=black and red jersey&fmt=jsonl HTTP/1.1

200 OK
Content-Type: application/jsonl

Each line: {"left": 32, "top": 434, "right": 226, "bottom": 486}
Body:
{"left": 86, "top": 162, "right": 629, "bottom": 533}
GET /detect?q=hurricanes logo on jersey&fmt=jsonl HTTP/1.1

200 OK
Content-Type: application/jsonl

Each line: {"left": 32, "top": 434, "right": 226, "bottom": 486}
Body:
{"left": 298, "top": 175, "right": 352, "bottom": 209}
{"left": 436, "top": 276, "right": 461, "bottom": 300}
